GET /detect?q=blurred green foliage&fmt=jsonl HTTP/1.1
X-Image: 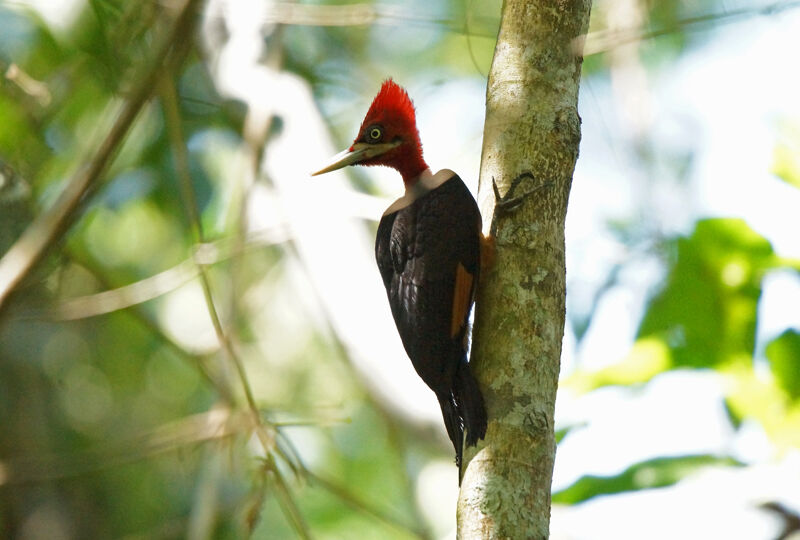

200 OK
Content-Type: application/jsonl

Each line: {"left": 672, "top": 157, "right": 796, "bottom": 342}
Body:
{"left": 552, "top": 454, "right": 743, "bottom": 505}
{"left": 567, "top": 216, "right": 800, "bottom": 452}
{"left": 773, "top": 121, "right": 800, "bottom": 189}
{"left": 639, "top": 218, "right": 776, "bottom": 369}
{"left": 767, "top": 330, "right": 800, "bottom": 399}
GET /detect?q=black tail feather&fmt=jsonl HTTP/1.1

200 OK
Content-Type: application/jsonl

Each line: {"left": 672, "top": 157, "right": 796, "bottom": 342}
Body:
{"left": 437, "top": 393, "right": 464, "bottom": 469}
{"left": 455, "top": 360, "right": 487, "bottom": 447}
{"left": 437, "top": 360, "right": 487, "bottom": 481}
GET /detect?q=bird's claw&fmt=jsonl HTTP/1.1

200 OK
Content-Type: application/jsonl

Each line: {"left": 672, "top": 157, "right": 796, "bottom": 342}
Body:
{"left": 492, "top": 172, "right": 553, "bottom": 214}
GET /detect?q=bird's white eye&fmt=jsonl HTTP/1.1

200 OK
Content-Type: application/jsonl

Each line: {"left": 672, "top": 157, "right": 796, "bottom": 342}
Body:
{"left": 366, "top": 125, "right": 383, "bottom": 142}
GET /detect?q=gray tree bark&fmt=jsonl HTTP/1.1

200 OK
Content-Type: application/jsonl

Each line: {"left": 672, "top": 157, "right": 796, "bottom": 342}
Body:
{"left": 458, "top": 1, "right": 592, "bottom": 538}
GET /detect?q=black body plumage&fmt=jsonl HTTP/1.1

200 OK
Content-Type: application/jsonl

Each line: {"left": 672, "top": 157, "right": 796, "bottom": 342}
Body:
{"left": 375, "top": 174, "right": 487, "bottom": 471}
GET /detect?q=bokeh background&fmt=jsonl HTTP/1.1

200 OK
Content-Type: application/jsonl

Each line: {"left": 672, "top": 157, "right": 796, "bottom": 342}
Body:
{"left": 1, "top": 0, "right": 799, "bottom": 538}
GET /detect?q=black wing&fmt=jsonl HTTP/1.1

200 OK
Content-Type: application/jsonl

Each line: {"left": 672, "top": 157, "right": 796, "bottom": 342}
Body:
{"left": 374, "top": 174, "right": 481, "bottom": 392}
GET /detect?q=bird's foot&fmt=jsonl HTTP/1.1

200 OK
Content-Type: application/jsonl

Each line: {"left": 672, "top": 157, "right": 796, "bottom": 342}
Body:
{"left": 492, "top": 171, "right": 553, "bottom": 215}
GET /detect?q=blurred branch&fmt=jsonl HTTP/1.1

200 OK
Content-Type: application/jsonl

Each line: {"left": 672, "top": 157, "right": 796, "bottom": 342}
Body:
{"left": 160, "top": 77, "right": 308, "bottom": 535}
{"left": 0, "top": 407, "right": 250, "bottom": 485}
{"left": 463, "top": 0, "right": 489, "bottom": 77}
{"left": 271, "top": 428, "right": 429, "bottom": 538}
{"left": 266, "top": 456, "right": 314, "bottom": 540}
{"left": 62, "top": 249, "right": 237, "bottom": 404}
{"left": 259, "top": 2, "right": 496, "bottom": 35}
{"left": 161, "top": 76, "right": 271, "bottom": 440}
{"left": 0, "top": 0, "right": 203, "bottom": 313}
{"left": 306, "top": 470, "right": 431, "bottom": 539}
{"left": 270, "top": 427, "right": 430, "bottom": 538}
{"left": 582, "top": 0, "right": 800, "bottom": 56}
{"left": 227, "top": 28, "right": 281, "bottom": 366}
{"left": 27, "top": 224, "right": 291, "bottom": 321}
{"left": 187, "top": 447, "right": 225, "bottom": 540}
{"left": 56, "top": 257, "right": 196, "bottom": 319}
{"left": 254, "top": 0, "right": 800, "bottom": 56}
{"left": 5, "top": 63, "right": 51, "bottom": 106}
{"left": 263, "top": 3, "right": 377, "bottom": 26}
{"left": 244, "top": 463, "right": 270, "bottom": 534}
{"left": 760, "top": 502, "right": 800, "bottom": 540}
{"left": 0, "top": 408, "right": 348, "bottom": 487}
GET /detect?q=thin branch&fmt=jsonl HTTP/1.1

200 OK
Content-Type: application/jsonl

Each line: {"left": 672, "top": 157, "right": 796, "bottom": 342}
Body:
{"left": 0, "top": 408, "right": 343, "bottom": 487}
{"left": 237, "top": 0, "right": 800, "bottom": 55}
{"left": 0, "top": 0, "right": 203, "bottom": 313}
{"left": 244, "top": 464, "right": 270, "bottom": 535}
{"left": 306, "top": 470, "right": 430, "bottom": 539}
{"left": 161, "top": 73, "right": 278, "bottom": 465}
{"left": 271, "top": 424, "right": 430, "bottom": 538}
{"left": 258, "top": 2, "right": 482, "bottom": 34}
{"left": 267, "top": 456, "right": 314, "bottom": 540}
{"left": 581, "top": 0, "right": 800, "bottom": 56}
{"left": 5, "top": 63, "right": 51, "bottom": 106}
{"left": 161, "top": 70, "right": 321, "bottom": 540}
{"left": 21, "top": 224, "right": 291, "bottom": 321}
{"left": 0, "top": 403, "right": 422, "bottom": 537}
{"left": 0, "top": 408, "right": 250, "bottom": 485}
{"left": 62, "top": 249, "right": 237, "bottom": 404}
{"left": 54, "top": 257, "right": 197, "bottom": 319}
{"left": 463, "top": 0, "right": 488, "bottom": 78}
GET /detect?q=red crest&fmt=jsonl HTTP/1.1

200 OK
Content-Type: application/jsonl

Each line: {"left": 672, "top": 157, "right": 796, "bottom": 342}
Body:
{"left": 361, "top": 79, "right": 417, "bottom": 131}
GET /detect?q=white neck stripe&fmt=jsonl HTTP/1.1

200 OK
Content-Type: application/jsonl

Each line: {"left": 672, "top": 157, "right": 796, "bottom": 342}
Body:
{"left": 382, "top": 168, "right": 456, "bottom": 216}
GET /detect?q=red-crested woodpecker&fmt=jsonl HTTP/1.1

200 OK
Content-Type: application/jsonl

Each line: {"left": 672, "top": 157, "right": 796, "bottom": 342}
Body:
{"left": 313, "top": 79, "right": 487, "bottom": 472}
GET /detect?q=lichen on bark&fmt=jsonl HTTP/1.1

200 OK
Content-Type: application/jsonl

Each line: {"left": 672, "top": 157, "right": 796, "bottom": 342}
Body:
{"left": 457, "top": 0, "right": 592, "bottom": 538}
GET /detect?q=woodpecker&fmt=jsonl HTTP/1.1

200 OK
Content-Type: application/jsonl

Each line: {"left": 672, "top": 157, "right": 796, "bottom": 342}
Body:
{"left": 313, "top": 79, "right": 487, "bottom": 472}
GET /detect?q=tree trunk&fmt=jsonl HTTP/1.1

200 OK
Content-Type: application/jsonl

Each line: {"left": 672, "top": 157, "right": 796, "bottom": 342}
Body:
{"left": 458, "top": 1, "right": 592, "bottom": 538}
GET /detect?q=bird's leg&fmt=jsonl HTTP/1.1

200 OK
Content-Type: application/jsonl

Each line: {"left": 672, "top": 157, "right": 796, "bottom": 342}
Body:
{"left": 493, "top": 171, "right": 553, "bottom": 215}
{"left": 487, "top": 171, "right": 553, "bottom": 238}
{"left": 481, "top": 173, "right": 553, "bottom": 277}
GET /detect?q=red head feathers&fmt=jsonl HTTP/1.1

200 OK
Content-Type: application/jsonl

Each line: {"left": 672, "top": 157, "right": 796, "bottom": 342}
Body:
{"left": 352, "top": 79, "right": 428, "bottom": 183}
{"left": 312, "top": 79, "right": 428, "bottom": 184}
{"left": 357, "top": 79, "right": 418, "bottom": 146}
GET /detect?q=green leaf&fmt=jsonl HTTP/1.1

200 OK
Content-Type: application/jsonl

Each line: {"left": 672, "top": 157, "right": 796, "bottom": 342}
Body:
{"left": 772, "top": 142, "right": 800, "bottom": 188}
{"left": 723, "top": 360, "right": 800, "bottom": 450}
{"left": 722, "top": 397, "right": 743, "bottom": 430}
{"left": 565, "top": 337, "right": 671, "bottom": 392}
{"left": 638, "top": 218, "right": 776, "bottom": 369}
{"left": 552, "top": 454, "right": 743, "bottom": 505}
{"left": 772, "top": 121, "right": 800, "bottom": 189}
{"left": 766, "top": 330, "right": 800, "bottom": 400}
{"left": 565, "top": 218, "right": 782, "bottom": 393}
